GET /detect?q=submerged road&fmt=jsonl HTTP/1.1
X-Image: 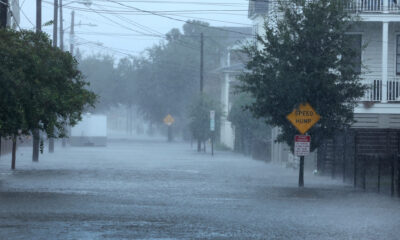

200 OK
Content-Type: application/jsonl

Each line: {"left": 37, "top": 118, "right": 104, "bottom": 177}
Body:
{"left": 0, "top": 138, "right": 399, "bottom": 240}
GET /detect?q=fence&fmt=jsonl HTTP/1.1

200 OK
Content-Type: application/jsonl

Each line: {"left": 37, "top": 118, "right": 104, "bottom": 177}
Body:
{"left": 317, "top": 129, "right": 400, "bottom": 197}
{"left": 355, "top": 154, "right": 400, "bottom": 196}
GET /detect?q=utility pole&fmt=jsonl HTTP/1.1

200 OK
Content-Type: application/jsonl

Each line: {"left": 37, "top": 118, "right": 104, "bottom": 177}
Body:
{"left": 0, "top": 0, "right": 8, "bottom": 28}
{"left": 59, "top": 0, "right": 64, "bottom": 51}
{"left": 197, "top": 32, "right": 204, "bottom": 152}
{"left": 59, "top": 0, "right": 68, "bottom": 147}
{"left": 200, "top": 32, "right": 204, "bottom": 93}
{"left": 70, "top": 10, "right": 75, "bottom": 54}
{"left": 33, "top": 0, "right": 42, "bottom": 162}
{"left": 53, "top": 0, "right": 58, "bottom": 47}
{"left": 36, "top": 0, "right": 41, "bottom": 32}
{"left": 48, "top": 0, "right": 58, "bottom": 154}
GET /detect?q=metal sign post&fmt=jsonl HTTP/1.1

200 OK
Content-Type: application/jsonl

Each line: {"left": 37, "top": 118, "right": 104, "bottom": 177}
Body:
{"left": 287, "top": 103, "right": 320, "bottom": 187}
{"left": 163, "top": 114, "right": 175, "bottom": 142}
{"left": 295, "top": 135, "right": 311, "bottom": 187}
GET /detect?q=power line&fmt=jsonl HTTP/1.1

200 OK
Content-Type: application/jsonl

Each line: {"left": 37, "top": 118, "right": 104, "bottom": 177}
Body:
{"left": 105, "top": 0, "right": 254, "bottom": 36}
{"left": 80, "top": 2, "right": 201, "bottom": 51}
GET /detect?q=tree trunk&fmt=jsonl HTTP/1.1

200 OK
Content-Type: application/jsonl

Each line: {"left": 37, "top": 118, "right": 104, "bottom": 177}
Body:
{"left": 197, "top": 139, "right": 201, "bottom": 152}
{"left": 167, "top": 126, "right": 172, "bottom": 142}
{"left": 49, "top": 138, "right": 54, "bottom": 153}
{"left": 0, "top": 135, "right": 2, "bottom": 158}
{"left": 11, "top": 136, "right": 16, "bottom": 170}
{"left": 32, "top": 129, "right": 39, "bottom": 162}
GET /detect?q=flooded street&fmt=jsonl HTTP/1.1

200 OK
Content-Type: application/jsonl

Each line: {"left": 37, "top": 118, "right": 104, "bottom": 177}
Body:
{"left": 0, "top": 138, "right": 399, "bottom": 239}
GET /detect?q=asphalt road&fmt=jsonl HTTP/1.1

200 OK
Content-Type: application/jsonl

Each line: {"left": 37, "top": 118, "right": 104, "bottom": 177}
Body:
{"left": 0, "top": 138, "right": 399, "bottom": 240}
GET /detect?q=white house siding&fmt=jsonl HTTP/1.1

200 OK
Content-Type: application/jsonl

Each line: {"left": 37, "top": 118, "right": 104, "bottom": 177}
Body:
{"left": 354, "top": 22, "right": 400, "bottom": 83}
{"left": 220, "top": 72, "right": 235, "bottom": 150}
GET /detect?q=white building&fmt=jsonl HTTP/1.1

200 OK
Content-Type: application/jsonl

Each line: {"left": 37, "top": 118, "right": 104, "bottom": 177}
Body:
{"left": 215, "top": 28, "right": 252, "bottom": 150}
{"left": 248, "top": 0, "right": 400, "bottom": 165}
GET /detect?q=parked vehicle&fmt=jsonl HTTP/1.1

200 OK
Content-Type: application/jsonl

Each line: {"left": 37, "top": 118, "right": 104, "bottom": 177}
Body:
{"left": 70, "top": 114, "right": 107, "bottom": 146}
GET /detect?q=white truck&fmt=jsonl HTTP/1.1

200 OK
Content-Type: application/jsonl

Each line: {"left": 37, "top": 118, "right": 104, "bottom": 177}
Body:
{"left": 70, "top": 114, "right": 107, "bottom": 146}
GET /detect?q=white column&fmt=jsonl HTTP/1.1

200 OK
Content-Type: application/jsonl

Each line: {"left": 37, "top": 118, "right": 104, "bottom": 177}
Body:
{"left": 382, "top": 21, "right": 389, "bottom": 103}
{"left": 224, "top": 74, "right": 230, "bottom": 114}
{"left": 224, "top": 49, "right": 231, "bottom": 115}
{"left": 220, "top": 72, "right": 229, "bottom": 145}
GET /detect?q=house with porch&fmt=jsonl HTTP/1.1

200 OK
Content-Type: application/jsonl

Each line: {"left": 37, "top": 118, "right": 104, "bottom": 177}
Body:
{"left": 248, "top": 0, "right": 400, "bottom": 172}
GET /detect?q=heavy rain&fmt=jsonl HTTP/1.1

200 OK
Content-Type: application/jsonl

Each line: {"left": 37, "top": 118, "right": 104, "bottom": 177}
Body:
{"left": 0, "top": 0, "right": 400, "bottom": 239}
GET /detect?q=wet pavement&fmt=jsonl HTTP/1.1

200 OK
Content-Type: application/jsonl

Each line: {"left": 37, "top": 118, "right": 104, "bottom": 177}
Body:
{"left": 0, "top": 138, "right": 399, "bottom": 240}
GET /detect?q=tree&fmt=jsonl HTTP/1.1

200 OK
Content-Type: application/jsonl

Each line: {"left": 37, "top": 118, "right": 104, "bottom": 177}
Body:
{"left": 188, "top": 94, "right": 221, "bottom": 152}
{"left": 79, "top": 55, "right": 118, "bottom": 112}
{"left": 0, "top": 29, "right": 29, "bottom": 168}
{"left": 239, "top": 0, "right": 366, "bottom": 152}
{"left": 228, "top": 93, "right": 271, "bottom": 159}
{"left": 0, "top": 29, "right": 96, "bottom": 168}
{"left": 131, "top": 21, "right": 233, "bottom": 134}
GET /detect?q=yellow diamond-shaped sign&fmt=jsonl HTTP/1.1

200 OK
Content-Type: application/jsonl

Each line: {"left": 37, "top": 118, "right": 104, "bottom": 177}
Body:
{"left": 163, "top": 114, "right": 175, "bottom": 126}
{"left": 286, "top": 103, "right": 320, "bottom": 135}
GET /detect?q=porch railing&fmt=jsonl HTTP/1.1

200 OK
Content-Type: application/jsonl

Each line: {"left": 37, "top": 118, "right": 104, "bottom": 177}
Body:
{"left": 388, "top": 77, "right": 400, "bottom": 102}
{"left": 345, "top": 0, "right": 400, "bottom": 13}
{"left": 360, "top": 78, "right": 400, "bottom": 102}
{"left": 361, "top": 79, "right": 382, "bottom": 102}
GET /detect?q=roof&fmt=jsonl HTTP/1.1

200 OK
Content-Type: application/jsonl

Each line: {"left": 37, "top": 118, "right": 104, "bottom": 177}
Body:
{"left": 216, "top": 27, "right": 253, "bottom": 46}
{"left": 248, "top": 0, "right": 269, "bottom": 19}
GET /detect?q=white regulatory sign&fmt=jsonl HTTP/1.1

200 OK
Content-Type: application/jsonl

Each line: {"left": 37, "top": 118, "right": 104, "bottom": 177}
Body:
{"left": 294, "top": 135, "right": 311, "bottom": 157}
{"left": 210, "top": 110, "right": 215, "bottom": 131}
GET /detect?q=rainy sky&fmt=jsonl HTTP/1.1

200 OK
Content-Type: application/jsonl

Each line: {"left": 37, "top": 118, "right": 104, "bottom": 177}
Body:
{"left": 19, "top": 0, "right": 252, "bottom": 58}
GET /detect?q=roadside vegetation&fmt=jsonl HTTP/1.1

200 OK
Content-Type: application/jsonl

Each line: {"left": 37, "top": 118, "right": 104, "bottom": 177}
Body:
{"left": 0, "top": 29, "right": 96, "bottom": 169}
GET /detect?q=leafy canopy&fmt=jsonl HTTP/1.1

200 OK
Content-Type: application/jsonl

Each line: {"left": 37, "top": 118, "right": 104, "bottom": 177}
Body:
{"left": 0, "top": 29, "right": 96, "bottom": 139}
{"left": 188, "top": 94, "right": 221, "bottom": 142}
{"left": 239, "top": 0, "right": 366, "bottom": 151}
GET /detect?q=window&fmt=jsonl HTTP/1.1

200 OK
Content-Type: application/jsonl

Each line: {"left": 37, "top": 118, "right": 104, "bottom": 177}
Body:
{"left": 344, "top": 34, "right": 362, "bottom": 74}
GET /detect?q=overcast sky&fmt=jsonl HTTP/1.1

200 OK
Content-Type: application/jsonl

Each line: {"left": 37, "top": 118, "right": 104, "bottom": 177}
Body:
{"left": 19, "top": 0, "right": 252, "bottom": 59}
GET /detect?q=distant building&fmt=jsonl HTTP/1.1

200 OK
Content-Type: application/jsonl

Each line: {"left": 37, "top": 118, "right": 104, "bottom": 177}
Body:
{"left": 211, "top": 27, "right": 252, "bottom": 150}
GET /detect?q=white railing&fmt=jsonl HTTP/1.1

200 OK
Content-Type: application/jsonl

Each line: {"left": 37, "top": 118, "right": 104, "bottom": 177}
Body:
{"left": 347, "top": 0, "right": 383, "bottom": 12}
{"left": 387, "top": 78, "right": 400, "bottom": 102}
{"left": 388, "top": 0, "right": 400, "bottom": 12}
{"left": 360, "top": 78, "right": 400, "bottom": 102}
{"left": 361, "top": 79, "right": 382, "bottom": 102}
{"left": 346, "top": 0, "right": 400, "bottom": 13}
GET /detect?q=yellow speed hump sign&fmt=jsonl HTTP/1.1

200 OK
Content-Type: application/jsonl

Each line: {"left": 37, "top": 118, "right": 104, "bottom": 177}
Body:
{"left": 163, "top": 114, "right": 175, "bottom": 126}
{"left": 286, "top": 103, "right": 320, "bottom": 135}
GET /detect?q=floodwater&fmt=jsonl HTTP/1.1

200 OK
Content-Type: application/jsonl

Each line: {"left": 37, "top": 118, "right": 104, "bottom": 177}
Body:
{"left": 0, "top": 138, "right": 399, "bottom": 239}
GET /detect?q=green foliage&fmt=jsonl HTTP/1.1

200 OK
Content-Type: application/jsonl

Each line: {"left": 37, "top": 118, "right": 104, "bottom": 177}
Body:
{"left": 239, "top": 0, "right": 366, "bottom": 151}
{"left": 228, "top": 93, "right": 270, "bottom": 154}
{"left": 77, "top": 21, "right": 242, "bottom": 138}
{"left": 79, "top": 55, "right": 118, "bottom": 112}
{"left": 188, "top": 94, "right": 221, "bottom": 142}
{"left": 130, "top": 21, "right": 235, "bottom": 126}
{"left": 0, "top": 29, "right": 96, "bottom": 140}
